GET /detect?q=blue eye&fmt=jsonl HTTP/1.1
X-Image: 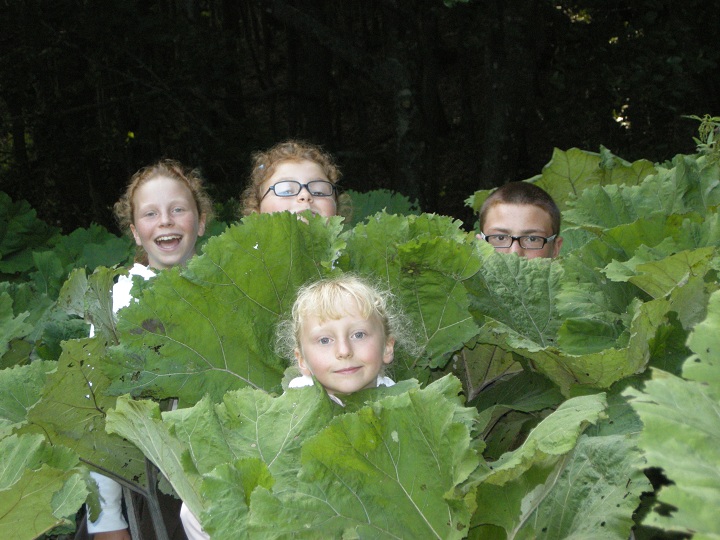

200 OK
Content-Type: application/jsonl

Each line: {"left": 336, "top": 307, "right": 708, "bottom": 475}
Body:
{"left": 319, "top": 337, "right": 331, "bottom": 345}
{"left": 351, "top": 331, "right": 366, "bottom": 339}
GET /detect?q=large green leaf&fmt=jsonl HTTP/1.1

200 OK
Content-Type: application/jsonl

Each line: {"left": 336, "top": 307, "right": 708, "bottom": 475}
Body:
{"left": 470, "top": 392, "right": 648, "bottom": 539}
{"left": 466, "top": 250, "right": 563, "bottom": 350}
{"left": 0, "top": 291, "right": 32, "bottom": 357}
{"left": 532, "top": 147, "right": 654, "bottom": 209}
{"left": 19, "top": 338, "right": 146, "bottom": 485}
{"left": 626, "top": 290, "right": 720, "bottom": 538}
{"left": 0, "top": 193, "right": 60, "bottom": 276}
{"left": 441, "top": 337, "right": 524, "bottom": 403}
{"left": 342, "top": 212, "right": 481, "bottom": 376}
{"left": 0, "top": 280, "right": 87, "bottom": 366}
{"left": 107, "top": 376, "right": 480, "bottom": 539}
{"left": 246, "top": 376, "right": 479, "bottom": 539}
{"left": 0, "top": 433, "right": 87, "bottom": 540}
{"left": 395, "top": 234, "right": 482, "bottom": 371}
{"left": 106, "top": 380, "right": 339, "bottom": 523}
{"left": 104, "top": 212, "right": 345, "bottom": 404}
{"left": 477, "top": 393, "right": 607, "bottom": 485}
{"left": 0, "top": 360, "right": 55, "bottom": 438}
{"left": 470, "top": 370, "right": 564, "bottom": 459}
{"left": 345, "top": 189, "right": 421, "bottom": 227}
{"left": 565, "top": 152, "right": 720, "bottom": 232}
{"left": 464, "top": 248, "right": 662, "bottom": 393}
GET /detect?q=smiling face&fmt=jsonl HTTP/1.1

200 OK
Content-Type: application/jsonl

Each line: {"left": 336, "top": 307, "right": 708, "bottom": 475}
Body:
{"left": 295, "top": 297, "right": 395, "bottom": 396}
{"left": 258, "top": 160, "right": 337, "bottom": 217}
{"left": 129, "top": 176, "right": 206, "bottom": 270}
{"left": 479, "top": 202, "right": 562, "bottom": 259}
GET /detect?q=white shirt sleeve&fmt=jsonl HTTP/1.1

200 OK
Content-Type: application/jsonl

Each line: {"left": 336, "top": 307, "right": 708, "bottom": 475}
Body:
{"left": 288, "top": 374, "right": 395, "bottom": 388}
{"left": 87, "top": 264, "right": 155, "bottom": 532}
{"left": 87, "top": 472, "right": 128, "bottom": 533}
{"left": 180, "top": 502, "right": 210, "bottom": 540}
{"left": 287, "top": 374, "right": 314, "bottom": 388}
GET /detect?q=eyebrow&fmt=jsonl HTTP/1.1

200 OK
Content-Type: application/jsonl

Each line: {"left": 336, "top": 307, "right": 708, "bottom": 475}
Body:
{"left": 272, "top": 177, "right": 329, "bottom": 182}
{"left": 485, "top": 227, "right": 549, "bottom": 235}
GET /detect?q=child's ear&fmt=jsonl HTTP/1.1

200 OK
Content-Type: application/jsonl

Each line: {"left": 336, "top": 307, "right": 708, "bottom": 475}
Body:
{"left": 197, "top": 212, "right": 207, "bottom": 237}
{"left": 382, "top": 337, "right": 395, "bottom": 365}
{"left": 295, "top": 348, "right": 312, "bottom": 376}
{"left": 130, "top": 224, "right": 142, "bottom": 246}
{"left": 552, "top": 235, "right": 563, "bottom": 258}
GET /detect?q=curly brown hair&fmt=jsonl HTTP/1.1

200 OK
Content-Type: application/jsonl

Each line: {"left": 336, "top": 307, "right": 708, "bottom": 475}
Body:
{"left": 114, "top": 159, "right": 214, "bottom": 263}
{"left": 239, "top": 140, "right": 352, "bottom": 220}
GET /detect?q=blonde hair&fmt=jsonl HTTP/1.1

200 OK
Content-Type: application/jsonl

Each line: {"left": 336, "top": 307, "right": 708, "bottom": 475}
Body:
{"left": 113, "top": 159, "right": 214, "bottom": 264}
{"left": 240, "top": 139, "right": 352, "bottom": 220}
{"left": 276, "top": 274, "right": 414, "bottom": 363}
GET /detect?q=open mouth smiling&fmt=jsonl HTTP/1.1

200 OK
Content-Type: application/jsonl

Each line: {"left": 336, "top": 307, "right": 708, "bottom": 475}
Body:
{"left": 155, "top": 234, "right": 182, "bottom": 248}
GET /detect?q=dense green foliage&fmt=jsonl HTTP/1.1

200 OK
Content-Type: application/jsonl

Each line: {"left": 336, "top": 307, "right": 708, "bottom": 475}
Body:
{"left": 1, "top": 140, "right": 719, "bottom": 538}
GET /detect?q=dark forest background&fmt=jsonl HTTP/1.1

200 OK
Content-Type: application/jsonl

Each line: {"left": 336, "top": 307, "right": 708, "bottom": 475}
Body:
{"left": 1, "top": 0, "right": 718, "bottom": 234}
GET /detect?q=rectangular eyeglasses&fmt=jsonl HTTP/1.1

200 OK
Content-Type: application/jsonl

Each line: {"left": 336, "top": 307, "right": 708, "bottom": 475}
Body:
{"left": 480, "top": 232, "right": 557, "bottom": 249}
{"left": 262, "top": 180, "right": 336, "bottom": 199}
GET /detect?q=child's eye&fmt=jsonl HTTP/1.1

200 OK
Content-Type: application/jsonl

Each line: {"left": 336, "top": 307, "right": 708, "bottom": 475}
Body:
{"left": 144, "top": 211, "right": 157, "bottom": 218}
{"left": 351, "top": 331, "right": 366, "bottom": 340}
{"left": 173, "top": 207, "right": 186, "bottom": 213}
{"left": 318, "top": 337, "right": 331, "bottom": 345}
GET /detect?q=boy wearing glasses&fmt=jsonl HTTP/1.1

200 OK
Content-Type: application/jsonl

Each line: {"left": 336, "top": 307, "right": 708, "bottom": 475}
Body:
{"left": 476, "top": 182, "right": 563, "bottom": 259}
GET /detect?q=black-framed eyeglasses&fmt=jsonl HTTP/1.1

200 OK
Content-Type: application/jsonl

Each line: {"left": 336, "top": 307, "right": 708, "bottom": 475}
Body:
{"left": 261, "top": 180, "right": 336, "bottom": 200}
{"left": 480, "top": 232, "right": 557, "bottom": 250}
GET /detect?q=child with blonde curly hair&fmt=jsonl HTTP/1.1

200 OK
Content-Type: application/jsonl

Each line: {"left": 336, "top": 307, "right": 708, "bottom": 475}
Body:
{"left": 181, "top": 274, "right": 414, "bottom": 539}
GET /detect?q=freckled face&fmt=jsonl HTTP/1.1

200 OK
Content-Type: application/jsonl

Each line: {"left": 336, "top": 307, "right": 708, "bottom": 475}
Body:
{"left": 295, "top": 298, "right": 395, "bottom": 396}
{"left": 130, "top": 176, "right": 206, "bottom": 270}
{"left": 258, "top": 160, "right": 337, "bottom": 217}
{"left": 478, "top": 203, "right": 562, "bottom": 259}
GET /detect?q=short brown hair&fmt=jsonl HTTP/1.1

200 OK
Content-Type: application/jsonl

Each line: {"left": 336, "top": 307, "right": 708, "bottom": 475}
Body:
{"left": 239, "top": 139, "right": 351, "bottom": 220}
{"left": 478, "top": 182, "right": 561, "bottom": 235}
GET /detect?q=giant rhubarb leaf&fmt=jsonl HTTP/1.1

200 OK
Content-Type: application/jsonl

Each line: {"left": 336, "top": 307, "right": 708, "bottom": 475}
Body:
{"left": 107, "top": 375, "right": 480, "bottom": 539}
{"left": 341, "top": 212, "right": 480, "bottom": 377}
{"left": 532, "top": 147, "right": 654, "bottom": 210}
{"left": 19, "top": 338, "right": 146, "bottom": 486}
{"left": 104, "top": 212, "right": 345, "bottom": 404}
{"left": 0, "top": 433, "right": 87, "bottom": 540}
{"left": 564, "top": 152, "right": 720, "bottom": 231}
{"left": 470, "top": 392, "right": 648, "bottom": 539}
{"left": 626, "top": 289, "right": 720, "bottom": 538}
{"left": 0, "top": 359, "right": 54, "bottom": 437}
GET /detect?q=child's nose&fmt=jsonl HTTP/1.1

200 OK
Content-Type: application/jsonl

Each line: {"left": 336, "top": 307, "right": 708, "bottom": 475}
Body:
{"left": 296, "top": 186, "right": 314, "bottom": 202}
{"left": 335, "top": 339, "right": 352, "bottom": 359}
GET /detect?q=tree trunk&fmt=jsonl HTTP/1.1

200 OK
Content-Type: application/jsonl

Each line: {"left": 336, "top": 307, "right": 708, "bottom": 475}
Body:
{"left": 478, "top": 0, "right": 542, "bottom": 188}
